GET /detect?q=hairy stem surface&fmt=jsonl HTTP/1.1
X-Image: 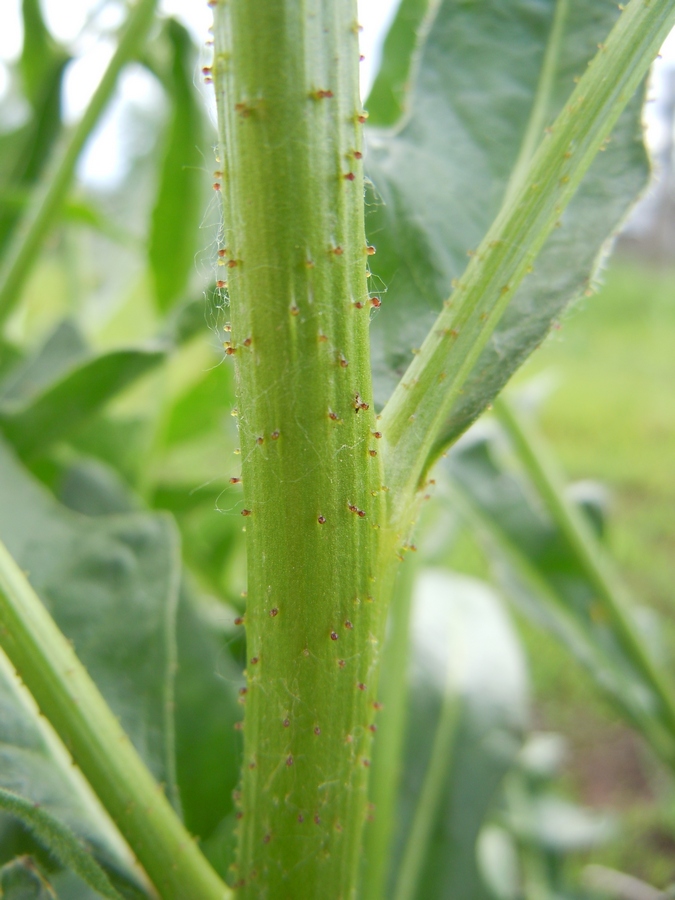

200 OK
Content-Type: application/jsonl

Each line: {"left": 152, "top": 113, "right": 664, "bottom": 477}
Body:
{"left": 212, "top": 1, "right": 399, "bottom": 896}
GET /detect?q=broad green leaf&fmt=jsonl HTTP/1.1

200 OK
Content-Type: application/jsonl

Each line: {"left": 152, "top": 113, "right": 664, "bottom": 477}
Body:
{"left": 68, "top": 417, "right": 150, "bottom": 488}
{"left": 391, "top": 571, "right": 528, "bottom": 900}
{"left": 58, "top": 459, "right": 140, "bottom": 518}
{"left": 0, "top": 436, "right": 181, "bottom": 797}
{"left": 55, "top": 450, "right": 245, "bottom": 845}
{"left": 0, "top": 341, "right": 23, "bottom": 383}
{"left": 0, "top": 653, "right": 142, "bottom": 898}
{"left": 176, "top": 505, "right": 242, "bottom": 599}
{"left": 365, "top": 0, "right": 430, "bottom": 127}
{"left": 365, "top": 0, "right": 648, "bottom": 448}
{"left": 0, "top": 856, "right": 56, "bottom": 899}
{"left": 445, "top": 425, "right": 675, "bottom": 761}
{"left": 0, "top": 322, "right": 88, "bottom": 405}
{"left": 0, "top": 321, "right": 166, "bottom": 459}
{"left": 50, "top": 870, "right": 110, "bottom": 899}
{"left": 148, "top": 20, "right": 204, "bottom": 311}
{"left": 164, "top": 363, "right": 234, "bottom": 448}
{"left": 174, "top": 589, "right": 243, "bottom": 843}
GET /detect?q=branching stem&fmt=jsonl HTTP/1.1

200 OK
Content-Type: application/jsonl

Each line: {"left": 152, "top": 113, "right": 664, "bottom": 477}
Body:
{"left": 380, "top": 0, "right": 675, "bottom": 518}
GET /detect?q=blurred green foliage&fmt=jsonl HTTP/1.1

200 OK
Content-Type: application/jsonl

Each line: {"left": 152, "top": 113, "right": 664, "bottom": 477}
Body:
{"left": 0, "top": 0, "right": 673, "bottom": 897}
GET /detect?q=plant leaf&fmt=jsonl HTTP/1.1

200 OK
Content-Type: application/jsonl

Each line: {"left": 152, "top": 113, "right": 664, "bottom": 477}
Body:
{"left": 365, "top": 0, "right": 648, "bottom": 446}
{"left": 0, "top": 799, "right": 122, "bottom": 900}
{"left": 0, "top": 322, "right": 88, "bottom": 404}
{"left": 0, "top": 855, "right": 56, "bottom": 899}
{"left": 19, "top": 0, "right": 66, "bottom": 106}
{"left": 174, "top": 589, "right": 243, "bottom": 843}
{"left": 391, "top": 570, "right": 528, "bottom": 900}
{"left": 148, "top": 20, "right": 204, "bottom": 312}
{"left": 164, "top": 362, "right": 234, "bottom": 448}
{"left": 0, "top": 321, "right": 166, "bottom": 460}
{"left": 364, "top": 0, "right": 431, "bottom": 127}
{"left": 0, "top": 436, "right": 181, "bottom": 798}
{"left": 0, "top": 650, "right": 143, "bottom": 898}
{"left": 0, "top": 1, "right": 69, "bottom": 260}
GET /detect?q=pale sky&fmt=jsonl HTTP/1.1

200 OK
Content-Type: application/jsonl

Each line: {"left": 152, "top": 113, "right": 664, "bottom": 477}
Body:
{"left": 0, "top": 0, "right": 673, "bottom": 187}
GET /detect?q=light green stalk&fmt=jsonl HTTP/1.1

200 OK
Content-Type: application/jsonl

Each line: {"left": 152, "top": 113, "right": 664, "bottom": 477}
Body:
{"left": 362, "top": 558, "right": 417, "bottom": 900}
{"left": 380, "top": 0, "right": 675, "bottom": 515}
{"left": 0, "top": 539, "right": 229, "bottom": 900}
{"left": 394, "top": 685, "right": 460, "bottom": 900}
{"left": 0, "top": 0, "right": 157, "bottom": 325}
{"left": 211, "top": 1, "right": 399, "bottom": 896}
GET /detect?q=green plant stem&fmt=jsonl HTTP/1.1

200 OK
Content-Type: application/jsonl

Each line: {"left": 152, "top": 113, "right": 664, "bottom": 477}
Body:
{"left": 393, "top": 679, "right": 460, "bottom": 900}
{"left": 362, "top": 558, "right": 417, "bottom": 900}
{"left": 0, "top": 0, "right": 158, "bottom": 326}
{"left": 502, "top": 0, "right": 570, "bottom": 207}
{"left": 0, "top": 539, "right": 230, "bottom": 900}
{"left": 494, "top": 395, "right": 675, "bottom": 743}
{"left": 212, "top": 1, "right": 400, "bottom": 896}
{"left": 379, "top": 0, "right": 675, "bottom": 513}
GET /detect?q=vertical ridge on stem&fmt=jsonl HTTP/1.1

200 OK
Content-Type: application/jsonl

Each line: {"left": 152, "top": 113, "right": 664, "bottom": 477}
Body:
{"left": 212, "top": 1, "right": 397, "bottom": 896}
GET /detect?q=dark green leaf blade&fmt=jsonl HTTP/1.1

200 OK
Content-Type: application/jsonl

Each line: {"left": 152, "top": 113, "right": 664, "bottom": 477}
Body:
{"left": 174, "top": 589, "right": 243, "bottom": 843}
{"left": 0, "top": 436, "right": 181, "bottom": 798}
{"left": 148, "top": 20, "right": 204, "bottom": 312}
{"left": 0, "top": 1, "right": 70, "bottom": 259}
{"left": 0, "top": 655, "right": 144, "bottom": 898}
{"left": 364, "top": 0, "right": 431, "bottom": 127}
{"left": 0, "top": 321, "right": 89, "bottom": 406}
{"left": 20, "top": 0, "right": 65, "bottom": 105}
{"left": 365, "top": 0, "right": 648, "bottom": 449}
{"left": 0, "top": 321, "right": 166, "bottom": 460}
{"left": 0, "top": 855, "right": 56, "bottom": 899}
{"left": 0, "top": 800, "right": 121, "bottom": 900}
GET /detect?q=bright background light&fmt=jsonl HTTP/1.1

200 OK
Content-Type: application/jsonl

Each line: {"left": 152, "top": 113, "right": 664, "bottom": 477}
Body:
{"left": 0, "top": 0, "right": 673, "bottom": 187}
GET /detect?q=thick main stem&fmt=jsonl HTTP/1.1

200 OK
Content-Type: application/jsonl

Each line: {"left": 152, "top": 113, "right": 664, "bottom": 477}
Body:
{"left": 212, "top": 2, "right": 397, "bottom": 896}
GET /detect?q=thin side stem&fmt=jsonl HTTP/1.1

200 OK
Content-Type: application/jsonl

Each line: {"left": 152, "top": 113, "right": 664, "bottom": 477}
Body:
{"left": 0, "top": 0, "right": 158, "bottom": 326}
{"left": 362, "top": 558, "right": 417, "bottom": 900}
{"left": 502, "top": 0, "right": 570, "bottom": 207}
{"left": 380, "top": 0, "right": 675, "bottom": 517}
{"left": 494, "top": 395, "right": 675, "bottom": 743}
{"left": 393, "top": 684, "right": 460, "bottom": 900}
{"left": 0, "top": 539, "right": 230, "bottom": 900}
